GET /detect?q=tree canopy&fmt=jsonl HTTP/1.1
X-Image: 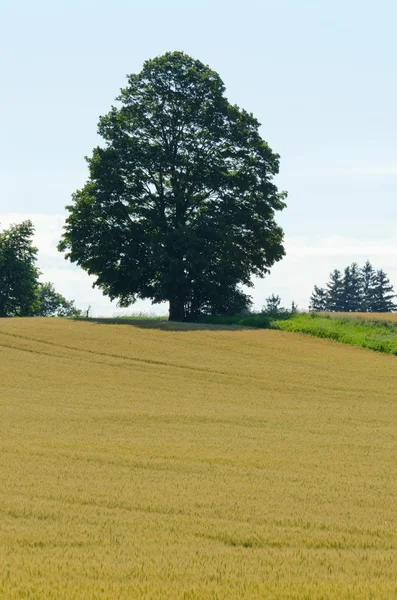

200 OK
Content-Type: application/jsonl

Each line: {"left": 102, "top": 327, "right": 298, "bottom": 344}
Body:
{"left": 58, "top": 51, "right": 287, "bottom": 321}
{"left": 0, "top": 221, "right": 40, "bottom": 317}
{"left": 310, "top": 261, "right": 397, "bottom": 313}
{"left": 0, "top": 221, "right": 80, "bottom": 318}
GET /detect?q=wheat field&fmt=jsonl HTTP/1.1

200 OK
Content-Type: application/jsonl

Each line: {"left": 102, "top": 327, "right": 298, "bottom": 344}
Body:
{"left": 325, "top": 312, "right": 397, "bottom": 323}
{"left": 1, "top": 318, "right": 397, "bottom": 598}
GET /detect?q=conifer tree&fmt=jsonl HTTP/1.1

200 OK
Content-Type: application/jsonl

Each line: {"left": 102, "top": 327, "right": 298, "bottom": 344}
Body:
{"left": 342, "top": 262, "right": 362, "bottom": 311}
{"left": 342, "top": 265, "right": 351, "bottom": 311}
{"left": 326, "top": 269, "right": 344, "bottom": 311}
{"left": 361, "top": 260, "right": 377, "bottom": 312}
{"left": 310, "top": 261, "right": 396, "bottom": 313}
{"left": 372, "top": 270, "right": 396, "bottom": 312}
{"left": 309, "top": 285, "right": 327, "bottom": 311}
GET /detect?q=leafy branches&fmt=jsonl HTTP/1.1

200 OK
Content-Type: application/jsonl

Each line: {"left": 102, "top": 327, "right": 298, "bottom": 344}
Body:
{"left": 0, "top": 221, "right": 80, "bottom": 318}
{"left": 58, "top": 51, "right": 287, "bottom": 321}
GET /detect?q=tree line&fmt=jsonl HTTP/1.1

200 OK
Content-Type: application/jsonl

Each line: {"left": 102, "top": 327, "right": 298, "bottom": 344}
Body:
{"left": 310, "top": 261, "right": 396, "bottom": 313}
{"left": 0, "top": 221, "right": 80, "bottom": 318}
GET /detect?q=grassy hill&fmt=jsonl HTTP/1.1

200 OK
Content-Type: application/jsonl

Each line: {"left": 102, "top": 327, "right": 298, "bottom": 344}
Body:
{"left": 1, "top": 318, "right": 397, "bottom": 598}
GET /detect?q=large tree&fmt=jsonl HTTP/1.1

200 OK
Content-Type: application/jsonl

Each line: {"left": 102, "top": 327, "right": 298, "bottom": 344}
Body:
{"left": 58, "top": 51, "right": 287, "bottom": 321}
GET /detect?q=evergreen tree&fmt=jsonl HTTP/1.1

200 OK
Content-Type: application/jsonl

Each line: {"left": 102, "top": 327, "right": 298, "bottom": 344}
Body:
{"left": 341, "top": 265, "right": 351, "bottom": 311}
{"left": 326, "top": 269, "right": 344, "bottom": 311}
{"left": 342, "top": 262, "right": 362, "bottom": 311}
{"left": 371, "top": 270, "right": 396, "bottom": 312}
{"left": 361, "top": 260, "right": 377, "bottom": 312}
{"left": 309, "top": 285, "right": 327, "bottom": 311}
{"left": 349, "top": 262, "right": 363, "bottom": 311}
{"left": 311, "top": 261, "right": 396, "bottom": 314}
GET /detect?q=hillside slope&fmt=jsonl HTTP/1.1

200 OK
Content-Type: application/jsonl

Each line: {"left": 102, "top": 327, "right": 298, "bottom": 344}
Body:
{"left": 1, "top": 318, "right": 397, "bottom": 599}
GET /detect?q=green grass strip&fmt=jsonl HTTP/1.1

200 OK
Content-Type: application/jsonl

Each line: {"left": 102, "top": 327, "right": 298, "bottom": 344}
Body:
{"left": 274, "top": 313, "right": 397, "bottom": 355}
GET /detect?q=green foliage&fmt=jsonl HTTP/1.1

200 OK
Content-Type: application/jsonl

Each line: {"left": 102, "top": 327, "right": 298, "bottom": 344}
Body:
{"left": 311, "top": 261, "right": 397, "bottom": 313}
{"left": 0, "top": 221, "right": 40, "bottom": 317}
{"left": 309, "top": 285, "right": 327, "bottom": 311}
{"left": 371, "top": 270, "right": 396, "bottom": 312}
{"left": 276, "top": 313, "right": 397, "bottom": 355}
{"left": 326, "top": 269, "right": 345, "bottom": 311}
{"left": 342, "top": 262, "right": 362, "bottom": 311}
{"left": 0, "top": 221, "right": 80, "bottom": 318}
{"left": 35, "top": 282, "right": 81, "bottom": 317}
{"left": 263, "top": 293, "right": 281, "bottom": 314}
{"left": 361, "top": 259, "right": 377, "bottom": 312}
{"left": 58, "top": 51, "right": 287, "bottom": 321}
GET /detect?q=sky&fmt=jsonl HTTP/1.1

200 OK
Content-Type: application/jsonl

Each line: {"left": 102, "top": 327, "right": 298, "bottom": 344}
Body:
{"left": 1, "top": 0, "right": 397, "bottom": 316}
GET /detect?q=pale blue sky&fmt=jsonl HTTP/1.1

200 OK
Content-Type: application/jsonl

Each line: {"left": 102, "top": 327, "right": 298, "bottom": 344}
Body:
{"left": 1, "top": 0, "right": 396, "bottom": 314}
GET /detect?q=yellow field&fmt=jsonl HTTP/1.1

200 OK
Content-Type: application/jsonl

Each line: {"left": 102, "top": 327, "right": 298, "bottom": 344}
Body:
{"left": 1, "top": 319, "right": 397, "bottom": 599}
{"left": 325, "top": 311, "right": 397, "bottom": 323}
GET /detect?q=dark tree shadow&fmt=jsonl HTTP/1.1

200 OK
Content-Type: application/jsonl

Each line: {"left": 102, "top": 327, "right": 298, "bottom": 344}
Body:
{"left": 72, "top": 317, "right": 246, "bottom": 332}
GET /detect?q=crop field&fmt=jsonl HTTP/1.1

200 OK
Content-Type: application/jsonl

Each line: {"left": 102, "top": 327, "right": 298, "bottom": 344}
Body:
{"left": 2, "top": 319, "right": 397, "bottom": 598}
{"left": 325, "top": 312, "right": 397, "bottom": 323}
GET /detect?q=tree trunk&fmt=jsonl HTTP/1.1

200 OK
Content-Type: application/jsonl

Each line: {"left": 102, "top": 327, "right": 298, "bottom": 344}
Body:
{"left": 169, "top": 298, "right": 185, "bottom": 322}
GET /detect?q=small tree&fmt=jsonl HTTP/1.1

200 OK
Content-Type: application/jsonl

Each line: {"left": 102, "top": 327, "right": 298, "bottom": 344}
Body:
{"left": 35, "top": 282, "right": 81, "bottom": 317}
{"left": 309, "top": 285, "right": 327, "bottom": 312}
{"left": 372, "top": 270, "right": 396, "bottom": 312}
{"left": 263, "top": 294, "right": 281, "bottom": 314}
{"left": 326, "top": 269, "right": 344, "bottom": 312}
{"left": 0, "top": 221, "right": 40, "bottom": 317}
